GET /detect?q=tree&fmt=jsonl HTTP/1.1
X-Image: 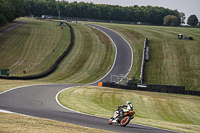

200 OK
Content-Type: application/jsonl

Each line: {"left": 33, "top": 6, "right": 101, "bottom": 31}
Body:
{"left": 19, "top": 1, "right": 182, "bottom": 25}
{"left": 0, "top": 0, "right": 24, "bottom": 25}
{"left": 7, "top": 0, "right": 24, "bottom": 18}
{"left": 0, "top": 14, "right": 7, "bottom": 25}
{"left": 179, "top": 12, "right": 186, "bottom": 24}
{"left": 0, "top": 0, "right": 15, "bottom": 23}
{"left": 163, "top": 15, "right": 178, "bottom": 26}
{"left": 187, "top": 15, "right": 199, "bottom": 26}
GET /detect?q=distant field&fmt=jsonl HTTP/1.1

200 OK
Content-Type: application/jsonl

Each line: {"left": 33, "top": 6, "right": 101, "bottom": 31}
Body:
{"left": 58, "top": 86, "right": 200, "bottom": 133}
{"left": 81, "top": 22, "right": 200, "bottom": 91}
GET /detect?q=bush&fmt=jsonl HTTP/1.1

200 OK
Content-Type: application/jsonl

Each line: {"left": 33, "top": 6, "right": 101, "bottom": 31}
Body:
{"left": 163, "top": 15, "right": 178, "bottom": 26}
{"left": 187, "top": 15, "right": 199, "bottom": 26}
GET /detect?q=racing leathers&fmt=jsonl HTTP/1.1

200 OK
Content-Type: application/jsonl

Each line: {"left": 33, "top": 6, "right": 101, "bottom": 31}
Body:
{"left": 112, "top": 104, "right": 133, "bottom": 119}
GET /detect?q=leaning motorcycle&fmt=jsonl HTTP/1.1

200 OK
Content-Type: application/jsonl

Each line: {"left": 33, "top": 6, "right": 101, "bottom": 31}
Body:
{"left": 108, "top": 107, "right": 135, "bottom": 127}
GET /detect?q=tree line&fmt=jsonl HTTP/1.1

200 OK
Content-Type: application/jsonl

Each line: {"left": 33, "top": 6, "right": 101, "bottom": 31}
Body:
{"left": 0, "top": 0, "right": 199, "bottom": 26}
{"left": 0, "top": 0, "right": 23, "bottom": 25}
{"left": 21, "top": 0, "right": 182, "bottom": 25}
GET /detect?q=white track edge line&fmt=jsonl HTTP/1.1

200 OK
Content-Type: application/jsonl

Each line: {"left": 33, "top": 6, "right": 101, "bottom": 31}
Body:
{"left": 0, "top": 84, "right": 47, "bottom": 95}
{"left": 55, "top": 86, "right": 109, "bottom": 119}
{"left": 88, "top": 24, "right": 133, "bottom": 83}
{"left": 87, "top": 26, "right": 117, "bottom": 85}
{"left": 0, "top": 23, "right": 177, "bottom": 133}
{"left": 55, "top": 86, "right": 180, "bottom": 133}
{"left": 56, "top": 24, "right": 179, "bottom": 133}
{"left": 86, "top": 24, "right": 133, "bottom": 84}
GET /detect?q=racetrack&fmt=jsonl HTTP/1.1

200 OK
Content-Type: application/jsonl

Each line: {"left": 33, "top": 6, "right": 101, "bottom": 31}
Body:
{"left": 0, "top": 84, "right": 177, "bottom": 133}
{"left": 88, "top": 24, "right": 133, "bottom": 84}
{"left": 0, "top": 24, "right": 178, "bottom": 133}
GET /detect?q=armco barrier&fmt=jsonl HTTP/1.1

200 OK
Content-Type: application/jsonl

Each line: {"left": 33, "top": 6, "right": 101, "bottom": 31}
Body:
{"left": 0, "top": 23, "right": 74, "bottom": 80}
{"left": 102, "top": 82, "right": 200, "bottom": 96}
{"left": 140, "top": 38, "right": 148, "bottom": 84}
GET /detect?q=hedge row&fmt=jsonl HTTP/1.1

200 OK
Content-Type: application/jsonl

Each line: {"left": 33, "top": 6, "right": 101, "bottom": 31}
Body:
{"left": 102, "top": 82, "right": 200, "bottom": 96}
{"left": 0, "top": 23, "right": 74, "bottom": 80}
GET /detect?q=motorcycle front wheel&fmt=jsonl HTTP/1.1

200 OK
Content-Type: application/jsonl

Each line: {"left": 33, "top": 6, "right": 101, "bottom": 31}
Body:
{"left": 108, "top": 119, "right": 113, "bottom": 125}
{"left": 120, "top": 116, "right": 130, "bottom": 127}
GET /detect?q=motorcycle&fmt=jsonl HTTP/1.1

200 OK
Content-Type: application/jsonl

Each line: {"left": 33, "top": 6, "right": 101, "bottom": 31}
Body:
{"left": 108, "top": 107, "right": 135, "bottom": 127}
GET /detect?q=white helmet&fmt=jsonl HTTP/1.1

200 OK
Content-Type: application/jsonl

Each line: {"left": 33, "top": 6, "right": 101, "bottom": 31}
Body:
{"left": 126, "top": 101, "right": 131, "bottom": 105}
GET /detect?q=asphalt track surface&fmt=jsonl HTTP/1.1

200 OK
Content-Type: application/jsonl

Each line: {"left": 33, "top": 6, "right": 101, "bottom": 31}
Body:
{"left": 87, "top": 24, "right": 133, "bottom": 84}
{"left": 0, "top": 20, "right": 25, "bottom": 36}
{"left": 0, "top": 24, "right": 178, "bottom": 133}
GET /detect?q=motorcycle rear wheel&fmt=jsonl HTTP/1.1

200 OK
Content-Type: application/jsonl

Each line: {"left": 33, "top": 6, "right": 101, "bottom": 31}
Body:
{"left": 120, "top": 116, "right": 130, "bottom": 127}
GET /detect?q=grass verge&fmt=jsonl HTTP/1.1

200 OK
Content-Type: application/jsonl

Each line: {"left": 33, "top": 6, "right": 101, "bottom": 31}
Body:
{"left": 58, "top": 86, "right": 200, "bottom": 133}
{"left": 0, "top": 112, "right": 115, "bottom": 133}
{"left": 0, "top": 79, "right": 53, "bottom": 92}
{"left": 0, "top": 20, "right": 20, "bottom": 31}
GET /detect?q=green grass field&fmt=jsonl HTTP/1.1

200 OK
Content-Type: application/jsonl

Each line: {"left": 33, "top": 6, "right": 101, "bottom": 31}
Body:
{"left": 36, "top": 22, "right": 115, "bottom": 84}
{"left": 58, "top": 86, "right": 200, "bottom": 133}
{"left": 0, "top": 17, "right": 70, "bottom": 76}
{"left": 81, "top": 22, "right": 200, "bottom": 91}
{"left": 0, "top": 18, "right": 115, "bottom": 84}
{"left": 0, "top": 18, "right": 116, "bottom": 132}
{"left": 0, "top": 19, "right": 200, "bottom": 133}
{"left": 1, "top": 19, "right": 199, "bottom": 90}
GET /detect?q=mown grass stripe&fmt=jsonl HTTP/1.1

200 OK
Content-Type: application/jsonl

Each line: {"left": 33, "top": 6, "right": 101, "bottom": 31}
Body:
{"left": 58, "top": 86, "right": 200, "bottom": 132}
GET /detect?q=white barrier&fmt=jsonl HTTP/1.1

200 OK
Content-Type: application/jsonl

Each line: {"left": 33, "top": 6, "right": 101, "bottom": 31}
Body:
{"left": 139, "top": 38, "right": 148, "bottom": 84}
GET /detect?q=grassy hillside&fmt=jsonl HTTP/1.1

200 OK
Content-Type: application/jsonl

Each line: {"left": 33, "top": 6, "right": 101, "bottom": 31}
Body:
{"left": 58, "top": 86, "right": 200, "bottom": 133}
{"left": 1, "top": 19, "right": 199, "bottom": 90}
{"left": 0, "top": 18, "right": 115, "bottom": 133}
{"left": 0, "top": 18, "right": 115, "bottom": 83}
{"left": 36, "top": 23, "right": 115, "bottom": 84}
{"left": 0, "top": 17, "right": 70, "bottom": 76}
{"left": 81, "top": 22, "right": 200, "bottom": 91}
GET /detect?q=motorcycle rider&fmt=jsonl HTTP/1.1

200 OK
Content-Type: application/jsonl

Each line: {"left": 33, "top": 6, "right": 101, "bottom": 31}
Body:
{"left": 111, "top": 101, "right": 133, "bottom": 120}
